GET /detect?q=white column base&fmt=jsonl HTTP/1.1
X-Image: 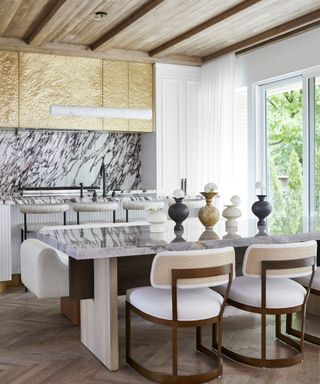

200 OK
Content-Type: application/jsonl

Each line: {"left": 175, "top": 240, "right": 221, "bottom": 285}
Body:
{"left": 80, "top": 258, "right": 119, "bottom": 370}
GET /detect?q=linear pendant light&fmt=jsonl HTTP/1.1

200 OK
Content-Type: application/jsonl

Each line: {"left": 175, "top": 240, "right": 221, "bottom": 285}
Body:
{"left": 50, "top": 105, "right": 152, "bottom": 120}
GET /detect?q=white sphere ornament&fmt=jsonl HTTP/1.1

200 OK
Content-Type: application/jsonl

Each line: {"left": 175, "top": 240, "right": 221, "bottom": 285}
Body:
{"left": 230, "top": 195, "right": 241, "bottom": 205}
{"left": 204, "top": 182, "right": 218, "bottom": 193}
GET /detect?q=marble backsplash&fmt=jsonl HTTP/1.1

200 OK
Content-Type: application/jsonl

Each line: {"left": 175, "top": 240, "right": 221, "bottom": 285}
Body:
{"left": 0, "top": 130, "right": 141, "bottom": 194}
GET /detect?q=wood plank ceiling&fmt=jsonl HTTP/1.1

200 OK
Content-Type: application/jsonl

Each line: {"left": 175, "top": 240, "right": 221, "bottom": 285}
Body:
{"left": 0, "top": 0, "right": 320, "bottom": 66}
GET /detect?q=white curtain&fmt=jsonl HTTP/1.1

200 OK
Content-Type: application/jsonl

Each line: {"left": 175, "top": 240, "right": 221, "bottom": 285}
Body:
{"left": 199, "top": 53, "right": 236, "bottom": 206}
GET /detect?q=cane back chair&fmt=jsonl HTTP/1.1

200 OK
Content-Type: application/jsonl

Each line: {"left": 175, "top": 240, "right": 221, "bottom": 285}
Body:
{"left": 215, "top": 241, "right": 317, "bottom": 368}
{"left": 126, "top": 247, "right": 235, "bottom": 384}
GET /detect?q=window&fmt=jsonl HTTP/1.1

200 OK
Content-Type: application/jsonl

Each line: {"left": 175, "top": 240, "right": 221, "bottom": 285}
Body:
{"left": 257, "top": 69, "right": 320, "bottom": 227}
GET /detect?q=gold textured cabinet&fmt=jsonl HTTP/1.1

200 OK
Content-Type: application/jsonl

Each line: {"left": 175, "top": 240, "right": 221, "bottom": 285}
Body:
{"left": 0, "top": 50, "right": 153, "bottom": 132}
{"left": 103, "top": 60, "right": 153, "bottom": 132}
{"left": 0, "top": 51, "right": 18, "bottom": 128}
{"left": 19, "top": 53, "right": 102, "bottom": 130}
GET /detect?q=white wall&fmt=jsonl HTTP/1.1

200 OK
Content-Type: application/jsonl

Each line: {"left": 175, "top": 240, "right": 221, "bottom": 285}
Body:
{"left": 236, "top": 27, "right": 320, "bottom": 87}
{"left": 235, "top": 27, "right": 320, "bottom": 202}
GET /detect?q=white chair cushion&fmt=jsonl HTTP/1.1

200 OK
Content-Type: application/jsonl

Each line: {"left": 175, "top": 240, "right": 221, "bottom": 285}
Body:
{"left": 295, "top": 268, "right": 320, "bottom": 291}
{"left": 127, "top": 286, "right": 223, "bottom": 321}
{"left": 123, "top": 201, "right": 165, "bottom": 210}
{"left": 20, "top": 204, "right": 69, "bottom": 214}
{"left": 72, "top": 202, "right": 119, "bottom": 212}
{"left": 215, "top": 276, "right": 306, "bottom": 309}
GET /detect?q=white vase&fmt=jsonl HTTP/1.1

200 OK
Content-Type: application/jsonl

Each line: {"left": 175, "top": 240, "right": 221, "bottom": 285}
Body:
{"left": 222, "top": 204, "right": 241, "bottom": 230}
{"left": 146, "top": 209, "right": 167, "bottom": 232}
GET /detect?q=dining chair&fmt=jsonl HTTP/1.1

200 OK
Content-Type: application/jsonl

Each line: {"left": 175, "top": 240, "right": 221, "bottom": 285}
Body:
{"left": 215, "top": 241, "right": 317, "bottom": 368}
{"left": 126, "top": 247, "right": 235, "bottom": 384}
{"left": 286, "top": 268, "right": 320, "bottom": 345}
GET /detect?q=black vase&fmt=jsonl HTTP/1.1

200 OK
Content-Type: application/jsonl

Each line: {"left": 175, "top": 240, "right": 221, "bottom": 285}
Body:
{"left": 251, "top": 195, "right": 272, "bottom": 226}
{"left": 168, "top": 197, "right": 189, "bottom": 231}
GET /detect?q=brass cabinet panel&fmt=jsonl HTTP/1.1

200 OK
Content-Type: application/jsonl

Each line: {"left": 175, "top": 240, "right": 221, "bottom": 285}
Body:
{"left": 19, "top": 53, "right": 102, "bottom": 130}
{"left": 103, "top": 60, "right": 128, "bottom": 132}
{"left": 103, "top": 60, "right": 153, "bottom": 132}
{"left": 0, "top": 51, "right": 18, "bottom": 127}
{"left": 129, "top": 63, "right": 153, "bottom": 132}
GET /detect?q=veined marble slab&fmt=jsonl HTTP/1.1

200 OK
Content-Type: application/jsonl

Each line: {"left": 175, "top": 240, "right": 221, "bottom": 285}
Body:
{"left": 38, "top": 217, "right": 320, "bottom": 261}
{"left": 0, "top": 130, "right": 141, "bottom": 194}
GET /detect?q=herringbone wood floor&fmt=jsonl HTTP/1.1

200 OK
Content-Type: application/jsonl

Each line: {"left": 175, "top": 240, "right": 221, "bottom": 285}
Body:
{"left": 0, "top": 287, "right": 319, "bottom": 384}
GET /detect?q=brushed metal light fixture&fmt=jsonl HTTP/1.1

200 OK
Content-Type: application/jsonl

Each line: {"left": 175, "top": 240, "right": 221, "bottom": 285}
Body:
{"left": 50, "top": 105, "right": 152, "bottom": 120}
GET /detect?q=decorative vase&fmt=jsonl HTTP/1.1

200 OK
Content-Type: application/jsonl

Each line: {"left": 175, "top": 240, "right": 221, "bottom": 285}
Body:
{"left": 146, "top": 209, "right": 167, "bottom": 232}
{"left": 251, "top": 195, "right": 272, "bottom": 226}
{"left": 222, "top": 204, "right": 241, "bottom": 230}
{"left": 198, "top": 192, "right": 219, "bottom": 229}
{"left": 168, "top": 197, "right": 189, "bottom": 231}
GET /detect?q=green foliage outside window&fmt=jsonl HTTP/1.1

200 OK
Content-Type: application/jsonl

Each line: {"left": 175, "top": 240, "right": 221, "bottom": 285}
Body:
{"left": 267, "top": 89, "right": 303, "bottom": 233}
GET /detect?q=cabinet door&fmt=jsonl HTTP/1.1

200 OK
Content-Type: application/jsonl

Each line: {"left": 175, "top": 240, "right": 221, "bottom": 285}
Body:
{"left": 156, "top": 77, "right": 185, "bottom": 194}
{"left": 186, "top": 79, "right": 201, "bottom": 195}
{"left": 19, "top": 53, "right": 102, "bottom": 130}
{"left": 103, "top": 60, "right": 129, "bottom": 132}
{"left": 156, "top": 64, "right": 200, "bottom": 195}
{"left": 129, "top": 63, "right": 153, "bottom": 133}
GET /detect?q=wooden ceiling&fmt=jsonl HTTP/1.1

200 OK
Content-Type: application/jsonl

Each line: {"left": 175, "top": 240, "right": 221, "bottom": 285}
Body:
{"left": 0, "top": 0, "right": 320, "bottom": 66}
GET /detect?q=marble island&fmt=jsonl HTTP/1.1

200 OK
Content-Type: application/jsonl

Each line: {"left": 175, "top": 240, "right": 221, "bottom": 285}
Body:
{"left": 38, "top": 217, "right": 320, "bottom": 261}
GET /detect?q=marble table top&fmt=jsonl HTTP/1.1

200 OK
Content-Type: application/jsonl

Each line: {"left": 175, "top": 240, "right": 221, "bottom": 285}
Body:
{"left": 37, "top": 217, "right": 320, "bottom": 260}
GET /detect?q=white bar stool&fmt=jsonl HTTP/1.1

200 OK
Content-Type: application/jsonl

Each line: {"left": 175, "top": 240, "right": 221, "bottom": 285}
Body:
{"left": 123, "top": 200, "right": 165, "bottom": 222}
{"left": 20, "top": 203, "right": 69, "bottom": 241}
{"left": 72, "top": 201, "right": 119, "bottom": 224}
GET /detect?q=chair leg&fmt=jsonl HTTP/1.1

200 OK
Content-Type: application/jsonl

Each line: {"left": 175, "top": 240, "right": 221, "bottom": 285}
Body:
{"left": 77, "top": 212, "right": 80, "bottom": 225}
{"left": 126, "top": 209, "right": 129, "bottom": 223}
{"left": 196, "top": 326, "right": 201, "bottom": 351}
{"left": 212, "top": 323, "right": 218, "bottom": 349}
{"left": 172, "top": 324, "right": 178, "bottom": 377}
{"left": 113, "top": 210, "right": 116, "bottom": 223}
{"left": 63, "top": 212, "right": 67, "bottom": 225}
{"left": 126, "top": 301, "right": 131, "bottom": 364}
{"left": 24, "top": 213, "right": 27, "bottom": 240}
{"left": 21, "top": 228, "right": 24, "bottom": 244}
{"left": 286, "top": 311, "right": 320, "bottom": 345}
{"left": 261, "top": 310, "right": 267, "bottom": 361}
{"left": 276, "top": 314, "right": 281, "bottom": 339}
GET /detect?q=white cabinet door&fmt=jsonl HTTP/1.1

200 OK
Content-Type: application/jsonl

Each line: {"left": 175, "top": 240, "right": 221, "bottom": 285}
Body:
{"left": 156, "top": 64, "right": 200, "bottom": 196}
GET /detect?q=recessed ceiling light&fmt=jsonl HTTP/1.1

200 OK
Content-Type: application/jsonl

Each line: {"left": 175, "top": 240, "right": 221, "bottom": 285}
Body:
{"left": 90, "top": 11, "right": 108, "bottom": 21}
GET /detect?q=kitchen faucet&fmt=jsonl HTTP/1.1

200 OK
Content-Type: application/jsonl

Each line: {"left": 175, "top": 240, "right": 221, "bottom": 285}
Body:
{"left": 99, "top": 158, "right": 106, "bottom": 197}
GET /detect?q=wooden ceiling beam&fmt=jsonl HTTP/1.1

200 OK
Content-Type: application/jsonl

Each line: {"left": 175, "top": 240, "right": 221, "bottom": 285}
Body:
{"left": 148, "top": 0, "right": 262, "bottom": 57}
{"left": 24, "top": 0, "right": 68, "bottom": 45}
{"left": 0, "top": 37, "right": 202, "bottom": 66}
{"left": 236, "top": 18, "right": 320, "bottom": 55}
{"left": 90, "top": 0, "right": 165, "bottom": 52}
{"left": 204, "top": 8, "right": 320, "bottom": 62}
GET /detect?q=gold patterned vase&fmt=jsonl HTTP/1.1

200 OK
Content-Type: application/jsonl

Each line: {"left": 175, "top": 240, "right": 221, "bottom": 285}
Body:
{"left": 198, "top": 192, "right": 220, "bottom": 229}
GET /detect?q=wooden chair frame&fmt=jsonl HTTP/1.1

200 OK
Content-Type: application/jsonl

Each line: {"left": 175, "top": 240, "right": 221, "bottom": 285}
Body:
{"left": 219, "top": 256, "right": 316, "bottom": 368}
{"left": 286, "top": 284, "right": 320, "bottom": 346}
{"left": 126, "top": 263, "right": 234, "bottom": 384}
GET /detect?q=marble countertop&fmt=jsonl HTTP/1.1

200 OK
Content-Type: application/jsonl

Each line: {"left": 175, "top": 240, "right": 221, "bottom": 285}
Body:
{"left": 0, "top": 193, "right": 166, "bottom": 205}
{"left": 37, "top": 217, "right": 320, "bottom": 260}
{"left": 0, "top": 193, "right": 203, "bottom": 206}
